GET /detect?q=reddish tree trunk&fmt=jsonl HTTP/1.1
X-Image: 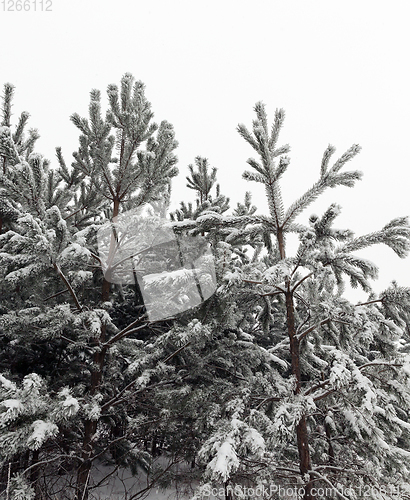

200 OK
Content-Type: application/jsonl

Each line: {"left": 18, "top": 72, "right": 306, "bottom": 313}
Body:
{"left": 76, "top": 196, "right": 122, "bottom": 498}
{"left": 285, "top": 290, "right": 314, "bottom": 500}
{"left": 76, "top": 334, "right": 107, "bottom": 499}
{"left": 325, "top": 419, "right": 335, "bottom": 463}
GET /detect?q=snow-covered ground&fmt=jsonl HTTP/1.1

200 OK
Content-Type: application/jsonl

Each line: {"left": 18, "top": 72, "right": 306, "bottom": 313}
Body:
{"left": 76, "top": 460, "right": 200, "bottom": 500}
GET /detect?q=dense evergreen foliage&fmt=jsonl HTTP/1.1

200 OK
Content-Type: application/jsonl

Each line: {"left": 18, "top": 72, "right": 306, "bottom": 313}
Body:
{"left": 1, "top": 76, "right": 410, "bottom": 500}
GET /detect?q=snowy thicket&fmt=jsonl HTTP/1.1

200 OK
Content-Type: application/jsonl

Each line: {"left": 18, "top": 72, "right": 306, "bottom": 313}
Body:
{"left": 1, "top": 79, "right": 410, "bottom": 500}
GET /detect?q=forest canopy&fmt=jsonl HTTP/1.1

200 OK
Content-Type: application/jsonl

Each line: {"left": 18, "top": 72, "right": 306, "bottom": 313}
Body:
{"left": 1, "top": 75, "right": 410, "bottom": 500}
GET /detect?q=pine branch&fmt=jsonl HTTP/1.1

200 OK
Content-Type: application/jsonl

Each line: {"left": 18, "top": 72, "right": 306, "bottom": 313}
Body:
{"left": 282, "top": 145, "right": 362, "bottom": 230}
{"left": 308, "top": 471, "right": 351, "bottom": 500}
{"left": 283, "top": 169, "right": 362, "bottom": 231}
{"left": 1, "top": 83, "right": 14, "bottom": 127}
{"left": 70, "top": 113, "right": 90, "bottom": 136}
{"left": 242, "top": 170, "right": 265, "bottom": 183}
{"left": 237, "top": 123, "right": 260, "bottom": 153}
{"left": 320, "top": 144, "right": 336, "bottom": 176}
{"left": 330, "top": 144, "right": 361, "bottom": 174}
{"left": 55, "top": 146, "right": 70, "bottom": 182}
{"left": 64, "top": 205, "right": 87, "bottom": 221}
{"left": 291, "top": 272, "right": 314, "bottom": 293}
{"left": 339, "top": 217, "right": 410, "bottom": 258}
{"left": 296, "top": 317, "right": 331, "bottom": 341}
{"left": 100, "top": 378, "right": 176, "bottom": 412}
{"left": 272, "top": 144, "right": 291, "bottom": 157}
{"left": 265, "top": 175, "right": 285, "bottom": 229}
{"left": 43, "top": 289, "right": 69, "bottom": 301}
{"left": 23, "top": 127, "right": 40, "bottom": 157}
{"left": 358, "top": 361, "right": 402, "bottom": 370}
{"left": 162, "top": 341, "right": 192, "bottom": 363}
{"left": 13, "top": 111, "right": 29, "bottom": 145}
{"left": 269, "top": 108, "right": 286, "bottom": 152}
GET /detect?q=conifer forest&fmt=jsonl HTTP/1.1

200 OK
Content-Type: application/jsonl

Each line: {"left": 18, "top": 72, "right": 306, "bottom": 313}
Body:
{"left": 2, "top": 74, "right": 410, "bottom": 500}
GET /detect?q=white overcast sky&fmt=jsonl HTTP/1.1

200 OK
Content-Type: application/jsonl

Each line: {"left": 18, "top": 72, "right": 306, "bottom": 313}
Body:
{"left": 1, "top": 0, "right": 410, "bottom": 300}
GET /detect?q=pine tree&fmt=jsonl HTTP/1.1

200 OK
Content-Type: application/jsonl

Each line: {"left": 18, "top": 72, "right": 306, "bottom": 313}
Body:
{"left": 64, "top": 73, "right": 179, "bottom": 498}
{"left": 191, "top": 103, "right": 410, "bottom": 500}
{"left": 171, "top": 155, "right": 230, "bottom": 222}
{"left": 0, "top": 83, "right": 43, "bottom": 234}
{"left": 0, "top": 75, "right": 182, "bottom": 500}
{"left": 186, "top": 156, "right": 217, "bottom": 205}
{"left": 3, "top": 81, "right": 410, "bottom": 500}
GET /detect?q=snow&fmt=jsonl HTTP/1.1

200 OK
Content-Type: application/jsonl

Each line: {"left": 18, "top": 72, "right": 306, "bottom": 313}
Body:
{"left": 329, "top": 362, "right": 351, "bottom": 389}
{"left": 61, "top": 393, "right": 80, "bottom": 417}
{"left": 259, "top": 346, "right": 288, "bottom": 369}
{"left": 76, "top": 310, "right": 110, "bottom": 335}
{"left": 306, "top": 342, "right": 329, "bottom": 368}
{"left": 2, "top": 399, "right": 21, "bottom": 410}
{"left": 28, "top": 152, "right": 43, "bottom": 163}
{"left": 324, "top": 413, "right": 336, "bottom": 431}
{"left": 242, "top": 427, "right": 265, "bottom": 455}
{"left": 0, "top": 373, "right": 16, "bottom": 391}
{"left": 222, "top": 268, "right": 242, "bottom": 287}
{"left": 263, "top": 261, "right": 291, "bottom": 284}
{"left": 22, "top": 373, "right": 42, "bottom": 393}
{"left": 342, "top": 410, "right": 361, "bottom": 436}
{"left": 6, "top": 263, "right": 38, "bottom": 284}
{"left": 392, "top": 416, "right": 410, "bottom": 432}
{"left": 144, "top": 267, "right": 194, "bottom": 285}
{"left": 391, "top": 446, "right": 410, "bottom": 458}
{"left": 135, "top": 369, "right": 153, "bottom": 390}
{"left": 377, "top": 436, "right": 390, "bottom": 450}
{"left": 77, "top": 270, "right": 92, "bottom": 280}
{"left": 402, "top": 358, "right": 410, "bottom": 377}
{"left": 51, "top": 457, "right": 200, "bottom": 500}
{"left": 27, "top": 420, "right": 58, "bottom": 450}
{"left": 196, "top": 212, "right": 223, "bottom": 224}
{"left": 60, "top": 242, "right": 91, "bottom": 260}
{"left": 84, "top": 400, "right": 101, "bottom": 421}
{"left": 1, "top": 399, "right": 22, "bottom": 425}
{"left": 208, "top": 440, "right": 239, "bottom": 482}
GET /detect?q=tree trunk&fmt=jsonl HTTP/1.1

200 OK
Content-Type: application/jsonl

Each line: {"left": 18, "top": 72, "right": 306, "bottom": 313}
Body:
{"left": 224, "top": 482, "right": 233, "bottom": 500}
{"left": 277, "top": 227, "right": 286, "bottom": 260}
{"left": 76, "top": 421, "right": 94, "bottom": 499}
{"left": 285, "top": 290, "right": 314, "bottom": 500}
{"left": 76, "top": 324, "right": 108, "bottom": 498}
{"left": 30, "top": 450, "right": 41, "bottom": 500}
{"left": 325, "top": 419, "right": 335, "bottom": 463}
{"left": 101, "top": 197, "right": 120, "bottom": 301}
{"left": 76, "top": 197, "right": 122, "bottom": 499}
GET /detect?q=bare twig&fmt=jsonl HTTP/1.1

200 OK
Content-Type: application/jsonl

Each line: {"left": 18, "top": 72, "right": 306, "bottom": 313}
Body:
{"left": 43, "top": 289, "right": 69, "bottom": 301}
{"left": 64, "top": 205, "right": 87, "bottom": 221}
{"left": 103, "top": 319, "right": 148, "bottom": 347}
{"left": 296, "top": 318, "right": 331, "bottom": 341}
{"left": 162, "top": 342, "right": 192, "bottom": 363}
{"left": 355, "top": 298, "right": 384, "bottom": 307}
{"left": 291, "top": 272, "right": 313, "bottom": 293}
{"left": 53, "top": 262, "right": 82, "bottom": 312}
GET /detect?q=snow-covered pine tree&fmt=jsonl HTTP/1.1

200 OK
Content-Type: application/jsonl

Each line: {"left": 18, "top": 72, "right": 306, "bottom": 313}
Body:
{"left": 3, "top": 80, "right": 410, "bottom": 500}
{"left": 171, "top": 156, "right": 230, "bottom": 223}
{"left": 0, "top": 75, "right": 184, "bottom": 500}
{"left": 191, "top": 104, "right": 410, "bottom": 500}
{"left": 60, "top": 73, "right": 180, "bottom": 498}
{"left": 0, "top": 83, "right": 42, "bottom": 234}
{"left": 0, "top": 83, "right": 87, "bottom": 499}
{"left": 167, "top": 160, "right": 299, "bottom": 498}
